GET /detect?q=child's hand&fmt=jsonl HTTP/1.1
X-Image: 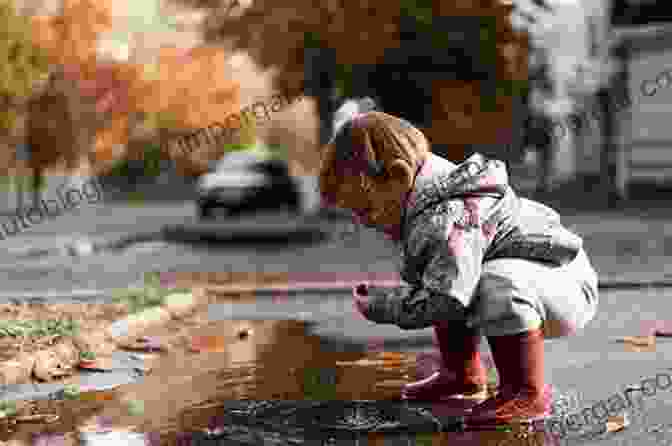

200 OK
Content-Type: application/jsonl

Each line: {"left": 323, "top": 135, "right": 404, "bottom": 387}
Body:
{"left": 353, "top": 283, "right": 395, "bottom": 325}
{"left": 353, "top": 283, "right": 370, "bottom": 320}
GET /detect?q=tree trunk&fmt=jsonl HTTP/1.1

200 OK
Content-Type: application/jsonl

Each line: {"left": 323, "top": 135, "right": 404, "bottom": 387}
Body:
{"left": 303, "top": 46, "right": 336, "bottom": 214}
{"left": 305, "top": 46, "right": 336, "bottom": 146}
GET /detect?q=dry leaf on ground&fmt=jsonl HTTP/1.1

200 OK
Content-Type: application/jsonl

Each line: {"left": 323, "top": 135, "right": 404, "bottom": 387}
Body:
{"left": 617, "top": 335, "right": 655, "bottom": 346}
{"left": 189, "top": 335, "right": 227, "bottom": 353}
{"left": 117, "top": 336, "right": 169, "bottom": 352}
{"left": 606, "top": 414, "right": 629, "bottom": 433}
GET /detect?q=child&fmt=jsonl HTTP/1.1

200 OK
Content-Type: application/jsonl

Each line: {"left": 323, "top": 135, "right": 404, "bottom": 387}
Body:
{"left": 318, "top": 98, "right": 599, "bottom": 424}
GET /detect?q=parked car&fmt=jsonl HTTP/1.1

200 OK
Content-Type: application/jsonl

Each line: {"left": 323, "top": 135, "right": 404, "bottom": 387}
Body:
{"left": 195, "top": 147, "right": 302, "bottom": 219}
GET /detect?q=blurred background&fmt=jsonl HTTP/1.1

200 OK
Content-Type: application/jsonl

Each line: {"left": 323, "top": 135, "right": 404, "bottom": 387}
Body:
{"left": 0, "top": 0, "right": 668, "bottom": 217}
{"left": 2, "top": 3, "right": 672, "bottom": 442}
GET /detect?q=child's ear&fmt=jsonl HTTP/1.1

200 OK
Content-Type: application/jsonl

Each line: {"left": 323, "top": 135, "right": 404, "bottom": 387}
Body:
{"left": 386, "top": 159, "right": 414, "bottom": 192}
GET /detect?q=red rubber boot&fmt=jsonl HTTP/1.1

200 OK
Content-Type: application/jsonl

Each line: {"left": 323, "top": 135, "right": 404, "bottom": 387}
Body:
{"left": 468, "top": 329, "right": 552, "bottom": 423}
{"left": 401, "top": 322, "right": 488, "bottom": 401}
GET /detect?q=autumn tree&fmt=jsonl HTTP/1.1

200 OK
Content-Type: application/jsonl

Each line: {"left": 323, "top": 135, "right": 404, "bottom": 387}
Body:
{"left": 0, "top": 0, "right": 50, "bottom": 142}
{"left": 0, "top": 0, "right": 50, "bottom": 209}
{"left": 194, "top": 0, "right": 532, "bottom": 163}
{"left": 28, "top": 0, "right": 115, "bottom": 179}
{"left": 27, "top": 0, "right": 245, "bottom": 185}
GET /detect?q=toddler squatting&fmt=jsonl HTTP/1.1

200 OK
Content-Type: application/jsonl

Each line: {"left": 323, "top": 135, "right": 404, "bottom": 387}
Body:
{"left": 318, "top": 98, "right": 599, "bottom": 424}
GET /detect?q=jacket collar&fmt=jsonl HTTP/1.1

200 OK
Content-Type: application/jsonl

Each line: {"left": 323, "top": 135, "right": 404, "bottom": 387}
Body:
{"left": 403, "top": 152, "right": 509, "bottom": 230}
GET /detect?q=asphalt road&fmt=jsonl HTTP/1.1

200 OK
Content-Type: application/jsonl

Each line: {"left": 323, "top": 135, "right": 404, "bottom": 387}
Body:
{"left": 1, "top": 202, "right": 672, "bottom": 444}
{"left": 2, "top": 200, "right": 672, "bottom": 293}
{"left": 0, "top": 202, "right": 402, "bottom": 295}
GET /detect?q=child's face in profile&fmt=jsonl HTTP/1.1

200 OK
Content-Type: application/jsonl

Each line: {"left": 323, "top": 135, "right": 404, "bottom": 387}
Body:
{"left": 320, "top": 111, "right": 423, "bottom": 240}
{"left": 323, "top": 164, "right": 413, "bottom": 240}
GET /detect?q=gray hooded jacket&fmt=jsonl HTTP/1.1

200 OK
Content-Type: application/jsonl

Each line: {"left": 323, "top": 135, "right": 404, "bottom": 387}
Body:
{"left": 363, "top": 152, "right": 583, "bottom": 330}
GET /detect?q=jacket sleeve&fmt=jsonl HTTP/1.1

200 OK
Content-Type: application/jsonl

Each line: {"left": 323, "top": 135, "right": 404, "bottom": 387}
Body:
{"left": 363, "top": 208, "right": 489, "bottom": 330}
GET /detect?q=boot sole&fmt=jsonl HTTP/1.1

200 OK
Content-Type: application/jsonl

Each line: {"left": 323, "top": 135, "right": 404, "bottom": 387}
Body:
{"left": 401, "top": 388, "right": 489, "bottom": 402}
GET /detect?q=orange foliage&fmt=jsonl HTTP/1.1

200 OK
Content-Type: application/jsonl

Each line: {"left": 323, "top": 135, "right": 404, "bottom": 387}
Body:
{"left": 93, "top": 113, "right": 129, "bottom": 162}
{"left": 28, "top": 0, "right": 243, "bottom": 172}
{"left": 31, "top": 0, "right": 112, "bottom": 66}
{"left": 154, "top": 46, "right": 241, "bottom": 130}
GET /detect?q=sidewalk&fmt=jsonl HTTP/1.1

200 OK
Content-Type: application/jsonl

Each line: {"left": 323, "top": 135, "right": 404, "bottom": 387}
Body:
{"left": 515, "top": 177, "right": 672, "bottom": 286}
{"left": 1, "top": 195, "right": 671, "bottom": 290}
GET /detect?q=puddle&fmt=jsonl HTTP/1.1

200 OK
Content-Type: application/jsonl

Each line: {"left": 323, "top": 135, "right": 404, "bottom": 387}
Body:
{"left": 0, "top": 319, "right": 576, "bottom": 446}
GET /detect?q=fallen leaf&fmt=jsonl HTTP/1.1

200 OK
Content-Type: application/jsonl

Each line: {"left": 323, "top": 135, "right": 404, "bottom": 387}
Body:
{"left": 624, "top": 344, "right": 656, "bottom": 353}
{"left": 79, "top": 390, "right": 117, "bottom": 402}
{"left": 617, "top": 335, "right": 655, "bottom": 347}
{"left": 118, "top": 336, "right": 168, "bottom": 352}
{"left": 373, "top": 352, "right": 406, "bottom": 361}
{"left": 189, "top": 335, "right": 226, "bottom": 353}
{"left": 31, "top": 432, "right": 66, "bottom": 446}
{"left": 78, "top": 356, "right": 116, "bottom": 370}
{"left": 606, "top": 414, "right": 629, "bottom": 433}
{"left": 126, "top": 399, "right": 145, "bottom": 416}
{"left": 335, "top": 358, "right": 385, "bottom": 367}
{"left": 14, "top": 414, "right": 59, "bottom": 424}
{"left": 374, "top": 379, "right": 408, "bottom": 388}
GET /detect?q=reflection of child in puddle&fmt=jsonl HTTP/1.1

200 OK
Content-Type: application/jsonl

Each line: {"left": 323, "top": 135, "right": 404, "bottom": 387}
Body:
{"left": 318, "top": 98, "right": 599, "bottom": 425}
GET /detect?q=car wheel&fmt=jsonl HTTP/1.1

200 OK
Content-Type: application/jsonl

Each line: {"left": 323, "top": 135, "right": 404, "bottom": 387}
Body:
{"left": 287, "top": 192, "right": 302, "bottom": 215}
{"left": 198, "top": 204, "right": 214, "bottom": 219}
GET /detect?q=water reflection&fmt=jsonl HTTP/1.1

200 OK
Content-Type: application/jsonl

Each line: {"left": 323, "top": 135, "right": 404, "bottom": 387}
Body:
{"left": 0, "top": 319, "right": 558, "bottom": 446}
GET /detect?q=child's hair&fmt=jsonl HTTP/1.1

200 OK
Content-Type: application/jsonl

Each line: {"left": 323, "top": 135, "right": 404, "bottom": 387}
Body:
{"left": 319, "top": 97, "right": 430, "bottom": 205}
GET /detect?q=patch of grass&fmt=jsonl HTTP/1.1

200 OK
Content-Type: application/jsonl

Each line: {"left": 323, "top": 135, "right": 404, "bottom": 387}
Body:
{"left": 61, "top": 384, "right": 80, "bottom": 400}
{"left": 0, "top": 400, "right": 17, "bottom": 418}
{"left": 111, "top": 274, "right": 191, "bottom": 314}
{"left": 414, "top": 433, "right": 434, "bottom": 446}
{"left": 302, "top": 367, "right": 338, "bottom": 400}
{"left": 79, "top": 350, "right": 96, "bottom": 360}
{"left": 0, "top": 318, "right": 80, "bottom": 338}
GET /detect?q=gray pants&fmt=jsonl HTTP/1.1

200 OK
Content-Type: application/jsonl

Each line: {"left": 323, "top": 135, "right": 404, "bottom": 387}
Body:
{"left": 468, "top": 249, "right": 599, "bottom": 338}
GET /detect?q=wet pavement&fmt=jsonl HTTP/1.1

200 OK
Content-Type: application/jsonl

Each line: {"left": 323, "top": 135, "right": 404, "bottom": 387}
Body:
{"left": 0, "top": 312, "right": 631, "bottom": 446}
{"left": 2, "top": 203, "right": 672, "bottom": 444}
{"left": 2, "top": 283, "right": 672, "bottom": 445}
{"left": 0, "top": 318, "right": 577, "bottom": 446}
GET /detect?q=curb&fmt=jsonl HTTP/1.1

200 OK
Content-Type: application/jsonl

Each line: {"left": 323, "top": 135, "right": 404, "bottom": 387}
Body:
{"left": 0, "top": 290, "right": 115, "bottom": 304}
{"left": 161, "top": 221, "right": 327, "bottom": 242}
{"left": 203, "top": 280, "right": 404, "bottom": 297}
{"left": 202, "top": 279, "right": 672, "bottom": 297}
{"left": 0, "top": 289, "right": 206, "bottom": 388}
{"left": 92, "top": 231, "right": 165, "bottom": 252}
{"left": 4, "top": 231, "right": 164, "bottom": 259}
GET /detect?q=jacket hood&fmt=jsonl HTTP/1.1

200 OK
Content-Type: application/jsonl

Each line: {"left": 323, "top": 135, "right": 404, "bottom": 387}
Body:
{"left": 404, "top": 152, "right": 512, "bottom": 226}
